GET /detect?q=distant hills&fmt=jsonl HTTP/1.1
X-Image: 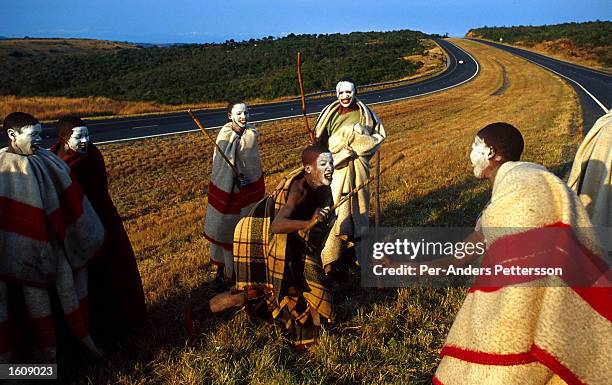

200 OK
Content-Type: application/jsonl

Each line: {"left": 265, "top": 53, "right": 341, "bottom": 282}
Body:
{"left": 0, "top": 30, "right": 431, "bottom": 104}
{"left": 467, "top": 21, "right": 611, "bottom": 69}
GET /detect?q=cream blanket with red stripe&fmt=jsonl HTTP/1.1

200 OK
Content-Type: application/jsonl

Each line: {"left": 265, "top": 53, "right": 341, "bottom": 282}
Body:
{"left": 0, "top": 148, "right": 105, "bottom": 286}
{"left": 204, "top": 123, "right": 264, "bottom": 274}
{"left": 435, "top": 162, "right": 611, "bottom": 385}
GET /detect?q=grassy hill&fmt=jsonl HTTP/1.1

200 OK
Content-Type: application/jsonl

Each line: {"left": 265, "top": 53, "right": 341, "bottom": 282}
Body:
{"left": 0, "top": 38, "right": 137, "bottom": 58}
{"left": 467, "top": 21, "right": 612, "bottom": 70}
{"left": 0, "top": 30, "right": 430, "bottom": 104}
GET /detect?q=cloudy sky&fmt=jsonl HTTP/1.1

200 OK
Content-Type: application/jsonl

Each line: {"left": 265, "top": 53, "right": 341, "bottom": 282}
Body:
{"left": 1, "top": 0, "right": 609, "bottom": 43}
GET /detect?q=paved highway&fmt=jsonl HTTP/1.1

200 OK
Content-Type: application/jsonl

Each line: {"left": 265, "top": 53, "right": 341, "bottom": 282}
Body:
{"left": 470, "top": 38, "right": 611, "bottom": 131}
{"left": 2, "top": 38, "right": 478, "bottom": 148}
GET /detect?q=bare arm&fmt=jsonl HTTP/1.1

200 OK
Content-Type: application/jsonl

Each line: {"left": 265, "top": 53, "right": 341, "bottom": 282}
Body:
{"left": 270, "top": 183, "right": 331, "bottom": 234}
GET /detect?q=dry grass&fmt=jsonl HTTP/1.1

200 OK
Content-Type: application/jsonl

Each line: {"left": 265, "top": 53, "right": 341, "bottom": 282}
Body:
{"left": 62, "top": 38, "right": 581, "bottom": 384}
{"left": 488, "top": 38, "right": 611, "bottom": 73}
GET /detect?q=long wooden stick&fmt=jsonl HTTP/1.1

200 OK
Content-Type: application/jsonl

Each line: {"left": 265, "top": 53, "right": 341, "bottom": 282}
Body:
{"left": 307, "top": 153, "right": 405, "bottom": 229}
{"left": 187, "top": 109, "right": 240, "bottom": 178}
{"left": 297, "top": 50, "right": 316, "bottom": 144}
{"left": 375, "top": 150, "right": 381, "bottom": 228}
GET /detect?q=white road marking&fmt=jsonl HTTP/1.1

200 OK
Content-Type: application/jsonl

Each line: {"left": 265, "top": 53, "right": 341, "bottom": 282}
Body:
{"left": 131, "top": 124, "right": 158, "bottom": 129}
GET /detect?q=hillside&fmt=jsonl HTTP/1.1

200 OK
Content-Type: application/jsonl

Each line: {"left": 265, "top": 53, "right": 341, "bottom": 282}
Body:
{"left": 0, "top": 38, "right": 137, "bottom": 58}
{"left": 0, "top": 30, "right": 431, "bottom": 104}
{"left": 467, "top": 21, "right": 612, "bottom": 70}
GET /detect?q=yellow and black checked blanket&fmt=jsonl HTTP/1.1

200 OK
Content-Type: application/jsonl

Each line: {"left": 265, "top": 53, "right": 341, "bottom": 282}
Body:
{"left": 233, "top": 168, "right": 334, "bottom": 347}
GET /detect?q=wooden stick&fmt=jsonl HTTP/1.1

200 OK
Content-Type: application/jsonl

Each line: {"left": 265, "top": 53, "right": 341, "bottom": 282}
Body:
{"left": 297, "top": 50, "right": 317, "bottom": 144}
{"left": 375, "top": 150, "right": 381, "bottom": 228}
{"left": 307, "top": 153, "right": 405, "bottom": 229}
{"left": 187, "top": 109, "right": 241, "bottom": 178}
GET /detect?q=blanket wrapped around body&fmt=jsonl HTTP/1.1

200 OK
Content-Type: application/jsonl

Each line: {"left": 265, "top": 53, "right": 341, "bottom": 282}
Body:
{"left": 0, "top": 148, "right": 106, "bottom": 361}
{"left": 204, "top": 122, "right": 265, "bottom": 277}
{"left": 567, "top": 111, "right": 611, "bottom": 227}
{"left": 50, "top": 142, "right": 146, "bottom": 344}
{"left": 435, "top": 162, "right": 611, "bottom": 385}
{"left": 314, "top": 99, "right": 386, "bottom": 268}
{"left": 233, "top": 168, "right": 334, "bottom": 347}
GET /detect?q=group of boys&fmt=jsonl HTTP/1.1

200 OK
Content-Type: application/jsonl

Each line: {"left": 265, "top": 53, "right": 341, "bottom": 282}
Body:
{"left": 1, "top": 75, "right": 610, "bottom": 384}
{"left": 0, "top": 112, "right": 145, "bottom": 363}
{"left": 196, "top": 76, "right": 611, "bottom": 384}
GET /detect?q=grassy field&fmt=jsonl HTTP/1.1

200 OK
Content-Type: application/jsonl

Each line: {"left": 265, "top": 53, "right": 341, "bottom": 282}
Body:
{"left": 0, "top": 38, "right": 137, "bottom": 58}
{"left": 64, "top": 38, "right": 582, "bottom": 384}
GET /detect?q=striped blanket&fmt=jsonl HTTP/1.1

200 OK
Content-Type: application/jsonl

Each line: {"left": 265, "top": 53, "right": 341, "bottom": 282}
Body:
{"left": 233, "top": 168, "right": 334, "bottom": 347}
{"left": 435, "top": 162, "right": 611, "bottom": 385}
{"left": 204, "top": 122, "right": 264, "bottom": 277}
{"left": 0, "top": 148, "right": 105, "bottom": 361}
{"left": 314, "top": 99, "right": 386, "bottom": 268}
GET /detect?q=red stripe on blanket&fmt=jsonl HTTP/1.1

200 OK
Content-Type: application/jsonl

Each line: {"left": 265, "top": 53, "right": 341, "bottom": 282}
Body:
{"left": 432, "top": 376, "right": 445, "bottom": 385}
{"left": 79, "top": 297, "right": 90, "bottom": 329}
{"left": 204, "top": 232, "right": 233, "bottom": 251}
{"left": 572, "top": 287, "right": 612, "bottom": 322}
{"left": 30, "top": 315, "right": 56, "bottom": 347}
{"left": 208, "top": 175, "right": 265, "bottom": 214}
{"left": 531, "top": 344, "right": 586, "bottom": 385}
{"left": 472, "top": 222, "right": 608, "bottom": 290}
{"left": 64, "top": 308, "right": 88, "bottom": 339}
{"left": 0, "top": 321, "right": 11, "bottom": 354}
{"left": 47, "top": 179, "right": 85, "bottom": 239}
{"left": 440, "top": 345, "right": 536, "bottom": 365}
{"left": 0, "top": 196, "right": 48, "bottom": 241}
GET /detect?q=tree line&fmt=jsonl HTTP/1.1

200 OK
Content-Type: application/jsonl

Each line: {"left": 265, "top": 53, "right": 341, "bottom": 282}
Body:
{"left": 468, "top": 21, "right": 611, "bottom": 66}
{"left": 0, "top": 30, "right": 429, "bottom": 104}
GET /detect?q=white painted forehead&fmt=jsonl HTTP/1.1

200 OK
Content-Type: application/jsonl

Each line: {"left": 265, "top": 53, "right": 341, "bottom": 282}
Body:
{"left": 473, "top": 136, "right": 486, "bottom": 146}
{"left": 317, "top": 152, "right": 333, "bottom": 161}
{"left": 71, "top": 126, "right": 88, "bottom": 133}
{"left": 231, "top": 103, "right": 248, "bottom": 113}
{"left": 19, "top": 123, "right": 42, "bottom": 132}
{"left": 336, "top": 81, "right": 355, "bottom": 93}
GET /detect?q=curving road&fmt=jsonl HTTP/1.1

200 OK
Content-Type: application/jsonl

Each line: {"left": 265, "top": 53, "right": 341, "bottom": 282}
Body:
{"left": 469, "top": 38, "right": 611, "bottom": 132}
{"left": 4, "top": 38, "right": 478, "bottom": 148}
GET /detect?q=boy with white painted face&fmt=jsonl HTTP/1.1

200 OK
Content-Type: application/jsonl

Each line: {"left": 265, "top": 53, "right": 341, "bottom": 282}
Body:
{"left": 51, "top": 116, "right": 146, "bottom": 346}
{"left": 313, "top": 79, "right": 386, "bottom": 279}
{"left": 204, "top": 101, "right": 265, "bottom": 290}
{"left": 435, "top": 123, "right": 610, "bottom": 384}
{"left": 0, "top": 112, "right": 105, "bottom": 363}
{"left": 187, "top": 146, "right": 335, "bottom": 348}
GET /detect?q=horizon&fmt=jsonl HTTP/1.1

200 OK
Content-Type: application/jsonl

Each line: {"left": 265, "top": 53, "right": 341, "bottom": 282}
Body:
{"left": 0, "top": 0, "right": 609, "bottom": 44}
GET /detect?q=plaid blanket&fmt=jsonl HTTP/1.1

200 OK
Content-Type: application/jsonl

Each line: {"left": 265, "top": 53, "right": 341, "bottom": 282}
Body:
{"left": 234, "top": 168, "right": 334, "bottom": 347}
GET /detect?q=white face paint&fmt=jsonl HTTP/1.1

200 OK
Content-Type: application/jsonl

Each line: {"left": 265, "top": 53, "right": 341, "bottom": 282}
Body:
{"left": 315, "top": 152, "right": 334, "bottom": 186}
{"left": 8, "top": 124, "right": 42, "bottom": 155}
{"left": 336, "top": 81, "right": 355, "bottom": 108}
{"left": 470, "top": 136, "right": 492, "bottom": 178}
{"left": 66, "top": 126, "right": 89, "bottom": 154}
{"left": 229, "top": 103, "right": 249, "bottom": 128}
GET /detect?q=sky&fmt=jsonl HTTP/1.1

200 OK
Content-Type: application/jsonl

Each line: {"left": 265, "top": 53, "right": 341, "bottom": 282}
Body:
{"left": 0, "top": 0, "right": 609, "bottom": 43}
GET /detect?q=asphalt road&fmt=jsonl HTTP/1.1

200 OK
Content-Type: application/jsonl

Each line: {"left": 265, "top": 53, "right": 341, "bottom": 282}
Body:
{"left": 470, "top": 38, "right": 611, "bottom": 131}
{"left": 3, "top": 38, "right": 478, "bottom": 148}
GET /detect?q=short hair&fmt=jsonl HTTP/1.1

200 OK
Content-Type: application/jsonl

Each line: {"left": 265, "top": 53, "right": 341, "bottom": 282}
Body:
{"left": 336, "top": 78, "right": 357, "bottom": 95}
{"left": 3, "top": 112, "right": 39, "bottom": 134}
{"left": 56, "top": 116, "right": 86, "bottom": 139}
{"left": 302, "top": 145, "right": 330, "bottom": 166}
{"left": 226, "top": 100, "right": 246, "bottom": 115}
{"left": 477, "top": 122, "right": 524, "bottom": 161}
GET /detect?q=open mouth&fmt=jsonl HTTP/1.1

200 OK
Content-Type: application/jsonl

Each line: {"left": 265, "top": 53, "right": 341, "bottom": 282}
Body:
{"left": 341, "top": 98, "right": 351, "bottom": 105}
{"left": 324, "top": 172, "right": 332, "bottom": 181}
